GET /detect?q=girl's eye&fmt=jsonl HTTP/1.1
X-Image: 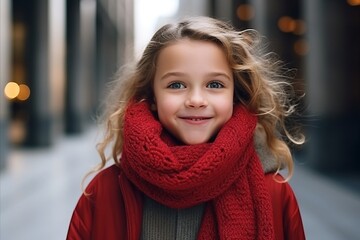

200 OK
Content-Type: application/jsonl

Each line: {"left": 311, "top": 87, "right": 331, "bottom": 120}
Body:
{"left": 168, "top": 82, "right": 185, "bottom": 89}
{"left": 207, "top": 81, "right": 224, "bottom": 89}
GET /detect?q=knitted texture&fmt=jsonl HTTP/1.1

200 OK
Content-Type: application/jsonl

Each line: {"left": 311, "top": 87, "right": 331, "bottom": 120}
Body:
{"left": 121, "top": 101, "right": 275, "bottom": 239}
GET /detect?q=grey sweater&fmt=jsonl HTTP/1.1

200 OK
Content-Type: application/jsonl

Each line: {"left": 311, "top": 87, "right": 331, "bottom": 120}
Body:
{"left": 141, "top": 196, "right": 205, "bottom": 240}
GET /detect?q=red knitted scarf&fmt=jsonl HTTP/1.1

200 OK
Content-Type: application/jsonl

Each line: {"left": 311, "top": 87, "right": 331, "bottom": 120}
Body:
{"left": 121, "top": 101, "right": 275, "bottom": 239}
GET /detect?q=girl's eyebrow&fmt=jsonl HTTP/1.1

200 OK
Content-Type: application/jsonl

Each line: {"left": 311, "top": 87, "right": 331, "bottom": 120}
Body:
{"left": 206, "top": 72, "right": 232, "bottom": 81}
{"left": 160, "top": 71, "right": 232, "bottom": 81}
{"left": 160, "top": 72, "right": 187, "bottom": 80}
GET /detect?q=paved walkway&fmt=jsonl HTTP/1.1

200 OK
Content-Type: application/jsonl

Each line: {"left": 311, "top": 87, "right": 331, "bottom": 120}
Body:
{"left": 1, "top": 127, "right": 359, "bottom": 240}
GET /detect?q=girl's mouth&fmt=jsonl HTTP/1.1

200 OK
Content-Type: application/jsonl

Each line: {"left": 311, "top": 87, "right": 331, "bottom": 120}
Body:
{"left": 179, "top": 116, "right": 212, "bottom": 124}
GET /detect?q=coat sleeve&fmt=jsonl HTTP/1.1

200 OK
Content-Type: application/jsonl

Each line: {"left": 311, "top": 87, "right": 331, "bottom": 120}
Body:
{"left": 66, "top": 186, "right": 95, "bottom": 239}
{"left": 66, "top": 166, "right": 113, "bottom": 240}
{"left": 265, "top": 174, "right": 306, "bottom": 240}
{"left": 66, "top": 165, "right": 128, "bottom": 240}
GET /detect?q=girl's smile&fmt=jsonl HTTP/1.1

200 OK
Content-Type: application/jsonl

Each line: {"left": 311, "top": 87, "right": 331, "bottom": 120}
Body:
{"left": 153, "top": 39, "right": 234, "bottom": 145}
{"left": 178, "top": 115, "right": 212, "bottom": 127}
{"left": 179, "top": 116, "right": 212, "bottom": 124}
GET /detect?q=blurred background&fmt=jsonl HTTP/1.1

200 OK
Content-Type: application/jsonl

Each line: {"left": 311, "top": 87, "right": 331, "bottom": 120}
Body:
{"left": 0, "top": 0, "right": 359, "bottom": 239}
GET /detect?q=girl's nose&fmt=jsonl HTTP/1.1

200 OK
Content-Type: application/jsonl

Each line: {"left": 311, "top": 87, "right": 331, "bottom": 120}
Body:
{"left": 185, "top": 89, "right": 208, "bottom": 108}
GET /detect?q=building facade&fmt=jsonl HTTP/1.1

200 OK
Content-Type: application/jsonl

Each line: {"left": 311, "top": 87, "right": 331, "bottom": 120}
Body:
{"left": 0, "top": 0, "right": 134, "bottom": 170}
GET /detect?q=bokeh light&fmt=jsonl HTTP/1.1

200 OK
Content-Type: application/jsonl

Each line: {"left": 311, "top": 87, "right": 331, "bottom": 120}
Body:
{"left": 4, "top": 82, "right": 20, "bottom": 99}
{"left": 347, "top": 0, "right": 360, "bottom": 6}
{"left": 4, "top": 82, "right": 30, "bottom": 101}
{"left": 17, "top": 84, "right": 31, "bottom": 101}
{"left": 236, "top": 4, "right": 254, "bottom": 21}
{"left": 278, "top": 16, "right": 296, "bottom": 33}
{"left": 294, "top": 39, "right": 308, "bottom": 56}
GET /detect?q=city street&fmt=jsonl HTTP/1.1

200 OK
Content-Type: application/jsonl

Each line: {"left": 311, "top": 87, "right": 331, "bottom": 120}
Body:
{"left": 1, "top": 127, "right": 359, "bottom": 240}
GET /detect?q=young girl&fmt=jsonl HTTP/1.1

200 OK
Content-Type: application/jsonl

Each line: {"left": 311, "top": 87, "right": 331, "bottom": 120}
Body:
{"left": 67, "top": 16, "right": 305, "bottom": 240}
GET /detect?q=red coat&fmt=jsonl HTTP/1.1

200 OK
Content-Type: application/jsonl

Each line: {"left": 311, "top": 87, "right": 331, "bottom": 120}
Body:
{"left": 67, "top": 165, "right": 305, "bottom": 240}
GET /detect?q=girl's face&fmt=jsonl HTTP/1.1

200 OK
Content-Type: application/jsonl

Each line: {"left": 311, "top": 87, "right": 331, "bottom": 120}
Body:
{"left": 153, "top": 40, "right": 234, "bottom": 145}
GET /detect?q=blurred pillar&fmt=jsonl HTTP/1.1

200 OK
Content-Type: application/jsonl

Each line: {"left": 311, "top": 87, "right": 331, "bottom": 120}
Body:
{"left": 116, "top": 0, "right": 134, "bottom": 66}
{"left": 250, "top": 0, "right": 267, "bottom": 34}
{"left": 249, "top": 0, "right": 303, "bottom": 68}
{"left": 49, "top": 0, "right": 66, "bottom": 137}
{"left": 24, "top": 0, "right": 54, "bottom": 146}
{"left": 94, "top": 1, "right": 119, "bottom": 114}
{"left": 304, "top": 0, "right": 360, "bottom": 172}
{"left": 65, "top": 0, "right": 82, "bottom": 133}
{"left": 209, "top": 0, "right": 232, "bottom": 22}
{"left": 94, "top": 0, "right": 134, "bottom": 115}
{"left": 65, "top": 0, "right": 96, "bottom": 134}
{"left": 0, "top": 0, "right": 12, "bottom": 169}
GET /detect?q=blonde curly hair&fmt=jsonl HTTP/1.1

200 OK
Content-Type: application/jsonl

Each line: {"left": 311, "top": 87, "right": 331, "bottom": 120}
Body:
{"left": 94, "top": 16, "right": 304, "bottom": 181}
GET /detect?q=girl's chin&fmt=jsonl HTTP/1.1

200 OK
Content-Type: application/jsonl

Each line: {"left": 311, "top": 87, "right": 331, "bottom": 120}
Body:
{"left": 178, "top": 135, "right": 214, "bottom": 145}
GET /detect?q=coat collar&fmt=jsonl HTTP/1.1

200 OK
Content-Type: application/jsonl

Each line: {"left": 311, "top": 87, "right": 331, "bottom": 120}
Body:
{"left": 254, "top": 124, "right": 280, "bottom": 173}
